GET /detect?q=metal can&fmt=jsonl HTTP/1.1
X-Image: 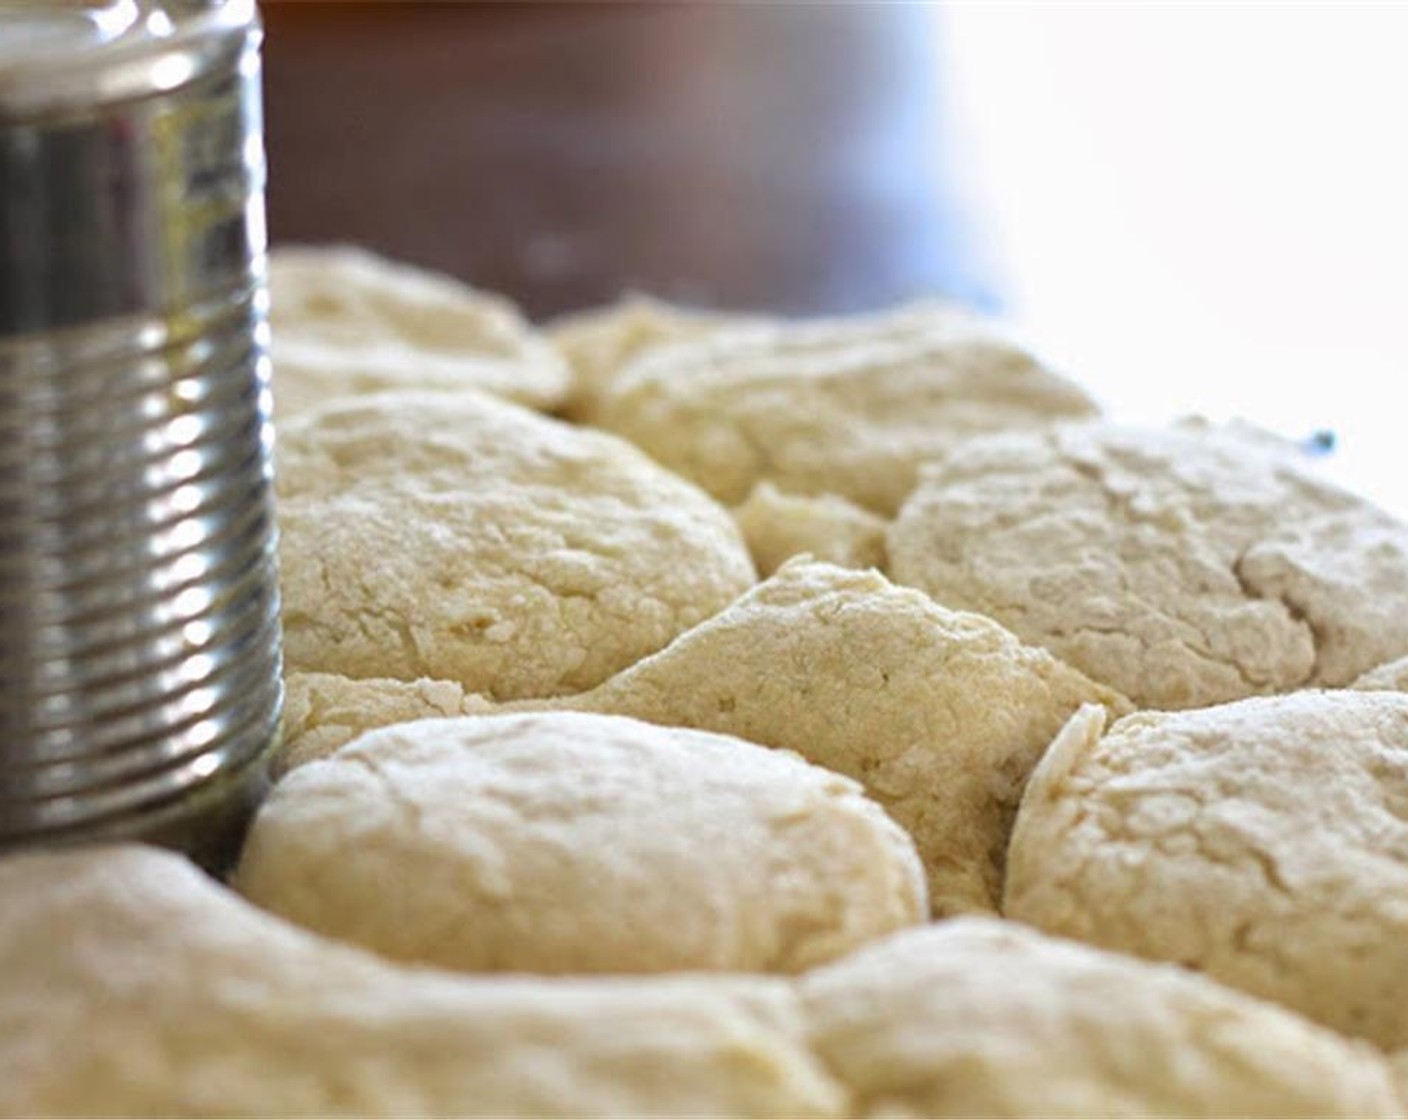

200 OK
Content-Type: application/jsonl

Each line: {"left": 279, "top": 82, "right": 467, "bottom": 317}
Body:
{"left": 0, "top": 0, "right": 282, "bottom": 868}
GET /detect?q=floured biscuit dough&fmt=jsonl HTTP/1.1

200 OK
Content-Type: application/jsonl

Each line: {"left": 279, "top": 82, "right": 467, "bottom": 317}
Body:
{"left": 522, "top": 560, "right": 1128, "bottom": 916}
{"left": 799, "top": 917, "right": 1398, "bottom": 1118}
{"left": 548, "top": 294, "right": 762, "bottom": 420}
{"left": 237, "top": 711, "right": 926, "bottom": 975}
{"left": 733, "top": 483, "right": 887, "bottom": 576}
{"left": 277, "top": 389, "right": 755, "bottom": 699}
{"left": 276, "top": 672, "right": 494, "bottom": 777}
{"left": 1354, "top": 655, "right": 1408, "bottom": 692}
{"left": 888, "top": 420, "right": 1408, "bottom": 709}
{"left": 269, "top": 245, "right": 570, "bottom": 414}
{"left": 589, "top": 300, "right": 1099, "bottom": 515}
{"left": 0, "top": 846, "right": 845, "bottom": 1118}
{"left": 1005, "top": 692, "right": 1408, "bottom": 1049}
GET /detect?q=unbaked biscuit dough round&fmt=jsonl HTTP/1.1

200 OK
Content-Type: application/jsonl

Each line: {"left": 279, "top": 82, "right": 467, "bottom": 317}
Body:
{"left": 589, "top": 300, "right": 1099, "bottom": 516}
{"left": 1354, "top": 655, "right": 1408, "bottom": 692}
{"left": 548, "top": 294, "right": 762, "bottom": 420}
{"left": 277, "top": 389, "right": 756, "bottom": 700}
{"left": 269, "top": 245, "right": 570, "bottom": 414}
{"left": 236, "top": 711, "right": 927, "bottom": 975}
{"left": 0, "top": 845, "right": 846, "bottom": 1118}
{"left": 888, "top": 420, "right": 1408, "bottom": 709}
{"left": 528, "top": 559, "right": 1128, "bottom": 916}
{"left": 732, "top": 482, "right": 888, "bottom": 577}
{"left": 275, "top": 672, "right": 494, "bottom": 777}
{"left": 1004, "top": 692, "right": 1408, "bottom": 1049}
{"left": 799, "top": 917, "right": 1398, "bottom": 1118}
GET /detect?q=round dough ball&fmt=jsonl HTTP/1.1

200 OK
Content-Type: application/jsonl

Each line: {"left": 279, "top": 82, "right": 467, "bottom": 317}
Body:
{"left": 0, "top": 845, "right": 845, "bottom": 1118}
{"left": 236, "top": 711, "right": 927, "bottom": 974}
{"left": 1004, "top": 691, "right": 1408, "bottom": 1049}
{"left": 888, "top": 420, "right": 1408, "bottom": 709}
{"left": 534, "top": 559, "right": 1128, "bottom": 916}
{"left": 589, "top": 300, "right": 1099, "bottom": 515}
{"left": 277, "top": 389, "right": 756, "bottom": 700}
{"left": 275, "top": 672, "right": 494, "bottom": 777}
{"left": 732, "top": 482, "right": 888, "bottom": 577}
{"left": 800, "top": 917, "right": 1398, "bottom": 1118}
{"left": 269, "top": 245, "right": 570, "bottom": 414}
{"left": 548, "top": 294, "right": 762, "bottom": 420}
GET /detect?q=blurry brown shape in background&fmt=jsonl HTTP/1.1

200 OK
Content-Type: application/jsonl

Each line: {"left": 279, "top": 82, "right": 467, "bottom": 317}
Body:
{"left": 260, "top": 2, "right": 995, "bottom": 319}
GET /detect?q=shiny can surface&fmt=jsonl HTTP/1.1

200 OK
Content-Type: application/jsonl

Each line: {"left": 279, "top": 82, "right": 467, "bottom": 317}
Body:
{"left": 0, "top": 0, "right": 281, "bottom": 865}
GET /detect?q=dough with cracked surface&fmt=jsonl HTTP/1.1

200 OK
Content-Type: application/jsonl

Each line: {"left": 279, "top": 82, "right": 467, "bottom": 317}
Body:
{"left": 548, "top": 294, "right": 762, "bottom": 420}
{"left": 237, "top": 711, "right": 926, "bottom": 974}
{"left": 888, "top": 420, "right": 1408, "bottom": 709}
{"left": 0, "top": 845, "right": 845, "bottom": 1118}
{"left": 269, "top": 245, "right": 570, "bottom": 415}
{"left": 275, "top": 672, "right": 493, "bottom": 777}
{"left": 588, "top": 300, "right": 1099, "bottom": 515}
{"left": 799, "top": 917, "right": 1398, "bottom": 1118}
{"left": 277, "top": 389, "right": 755, "bottom": 699}
{"left": 1004, "top": 692, "right": 1408, "bottom": 1049}
{"left": 733, "top": 483, "right": 887, "bottom": 576}
{"left": 525, "top": 559, "right": 1128, "bottom": 915}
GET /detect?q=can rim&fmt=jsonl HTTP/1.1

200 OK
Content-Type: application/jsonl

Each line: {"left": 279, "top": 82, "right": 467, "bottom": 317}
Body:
{"left": 0, "top": 0, "right": 257, "bottom": 121}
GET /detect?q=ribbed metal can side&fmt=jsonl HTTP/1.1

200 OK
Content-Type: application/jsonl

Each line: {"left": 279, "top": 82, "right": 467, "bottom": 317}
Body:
{"left": 0, "top": 292, "right": 283, "bottom": 854}
{"left": 0, "top": 1, "right": 282, "bottom": 869}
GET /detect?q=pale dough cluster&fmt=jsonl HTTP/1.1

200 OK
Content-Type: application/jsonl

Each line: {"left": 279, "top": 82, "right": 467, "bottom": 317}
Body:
{"left": 888, "top": 419, "right": 1408, "bottom": 709}
{"left": 269, "top": 245, "right": 570, "bottom": 414}
{"left": 800, "top": 917, "right": 1399, "bottom": 1118}
{"left": 547, "top": 294, "right": 762, "bottom": 419}
{"left": 236, "top": 711, "right": 926, "bottom": 975}
{"left": 17, "top": 248, "right": 1408, "bottom": 1116}
{"left": 589, "top": 299, "right": 1100, "bottom": 515}
{"left": 732, "top": 482, "right": 888, "bottom": 576}
{"left": 13, "top": 847, "right": 1392, "bottom": 1119}
{"left": 1005, "top": 691, "right": 1408, "bottom": 1049}
{"left": 0, "top": 845, "right": 845, "bottom": 1118}
{"left": 277, "top": 388, "right": 755, "bottom": 699}
{"left": 528, "top": 559, "right": 1129, "bottom": 916}
{"left": 270, "top": 562, "right": 1125, "bottom": 917}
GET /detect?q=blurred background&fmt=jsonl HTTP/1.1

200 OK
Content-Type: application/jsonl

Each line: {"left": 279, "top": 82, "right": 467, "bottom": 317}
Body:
{"left": 261, "top": 2, "right": 1408, "bottom": 515}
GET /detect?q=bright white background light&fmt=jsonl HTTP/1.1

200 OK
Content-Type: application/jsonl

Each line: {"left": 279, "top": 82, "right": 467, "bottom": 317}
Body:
{"left": 941, "top": 2, "right": 1408, "bottom": 515}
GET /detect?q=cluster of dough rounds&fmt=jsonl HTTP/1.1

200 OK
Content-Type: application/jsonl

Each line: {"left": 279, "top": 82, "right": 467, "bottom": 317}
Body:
{"left": 3, "top": 847, "right": 1398, "bottom": 1118}
{"left": 9, "top": 245, "right": 1408, "bottom": 1117}
{"left": 267, "top": 246, "right": 573, "bottom": 415}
